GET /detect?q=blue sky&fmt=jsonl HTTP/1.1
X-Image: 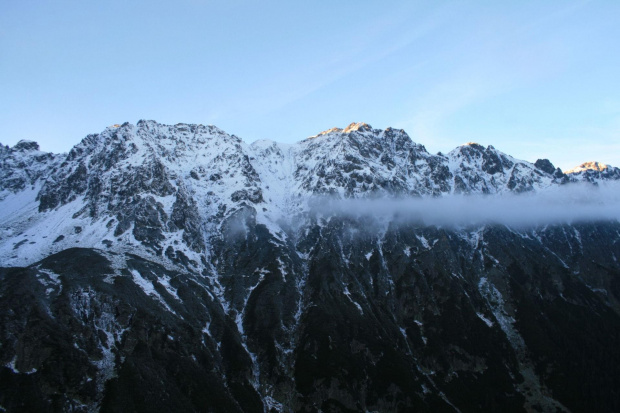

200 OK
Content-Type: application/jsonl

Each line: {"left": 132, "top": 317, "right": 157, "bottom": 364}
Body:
{"left": 1, "top": 0, "right": 619, "bottom": 170}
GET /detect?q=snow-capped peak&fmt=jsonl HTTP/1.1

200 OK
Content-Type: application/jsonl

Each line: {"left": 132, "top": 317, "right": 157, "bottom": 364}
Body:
{"left": 342, "top": 122, "right": 373, "bottom": 133}
{"left": 566, "top": 161, "right": 608, "bottom": 174}
{"left": 315, "top": 122, "right": 374, "bottom": 137}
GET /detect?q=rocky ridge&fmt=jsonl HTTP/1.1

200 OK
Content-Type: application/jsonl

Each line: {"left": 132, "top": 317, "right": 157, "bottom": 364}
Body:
{"left": 1, "top": 121, "right": 612, "bottom": 270}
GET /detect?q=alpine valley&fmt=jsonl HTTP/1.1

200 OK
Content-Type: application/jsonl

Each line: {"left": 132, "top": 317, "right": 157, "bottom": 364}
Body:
{"left": 1, "top": 121, "right": 619, "bottom": 412}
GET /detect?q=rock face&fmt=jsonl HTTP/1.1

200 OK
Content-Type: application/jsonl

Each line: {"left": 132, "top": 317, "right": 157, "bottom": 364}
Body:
{"left": 0, "top": 140, "right": 62, "bottom": 196}
{"left": 1, "top": 121, "right": 620, "bottom": 412}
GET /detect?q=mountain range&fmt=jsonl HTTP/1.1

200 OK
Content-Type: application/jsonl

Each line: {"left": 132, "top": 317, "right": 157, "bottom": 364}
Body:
{"left": 1, "top": 121, "right": 619, "bottom": 412}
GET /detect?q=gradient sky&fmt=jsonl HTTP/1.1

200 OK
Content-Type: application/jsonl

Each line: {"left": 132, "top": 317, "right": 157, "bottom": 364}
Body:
{"left": 1, "top": 0, "right": 619, "bottom": 170}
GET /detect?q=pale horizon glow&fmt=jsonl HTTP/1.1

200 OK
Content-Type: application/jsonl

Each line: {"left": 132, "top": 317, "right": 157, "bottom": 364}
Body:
{"left": 1, "top": 1, "right": 619, "bottom": 171}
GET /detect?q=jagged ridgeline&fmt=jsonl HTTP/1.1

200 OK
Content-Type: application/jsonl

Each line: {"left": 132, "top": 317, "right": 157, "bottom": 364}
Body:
{"left": 1, "top": 121, "right": 620, "bottom": 412}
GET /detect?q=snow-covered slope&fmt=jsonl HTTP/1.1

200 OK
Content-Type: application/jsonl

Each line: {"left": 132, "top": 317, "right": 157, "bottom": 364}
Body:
{"left": 2, "top": 121, "right": 267, "bottom": 267}
{"left": 446, "top": 142, "right": 558, "bottom": 193}
{"left": 1, "top": 120, "right": 617, "bottom": 269}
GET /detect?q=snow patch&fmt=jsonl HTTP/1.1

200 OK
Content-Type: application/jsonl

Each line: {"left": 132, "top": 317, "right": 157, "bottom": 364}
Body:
{"left": 130, "top": 269, "right": 176, "bottom": 314}
{"left": 416, "top": 234, "right": 430, "bottom": 249}
{"left": 476, "top": 312, "right": 494, "bottom": 327}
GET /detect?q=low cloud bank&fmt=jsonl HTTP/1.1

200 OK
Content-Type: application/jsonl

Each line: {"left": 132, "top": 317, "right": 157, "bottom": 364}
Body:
{"left": 311, "top": 182, "right": 620, "bottom": 228}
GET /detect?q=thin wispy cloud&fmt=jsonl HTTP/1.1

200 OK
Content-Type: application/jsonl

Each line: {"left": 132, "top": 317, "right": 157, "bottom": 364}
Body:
{"left": 220, "top": 3, "right": 451, "bottom": 119}
{"left": 398, "top": 2, "right": 585, "bottom": 154}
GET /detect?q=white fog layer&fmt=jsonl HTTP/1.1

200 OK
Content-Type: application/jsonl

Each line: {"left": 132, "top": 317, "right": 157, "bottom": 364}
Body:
{"left": 311, "top": 182, "right": 620, "bottom": 228}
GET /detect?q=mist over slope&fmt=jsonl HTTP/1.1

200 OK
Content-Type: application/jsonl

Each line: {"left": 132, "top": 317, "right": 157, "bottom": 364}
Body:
{"left": 313, "top": 181, "right": 620, "bottom": 228}
{"left": 1, "top": 121, "right": 620, "bottom": 412}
